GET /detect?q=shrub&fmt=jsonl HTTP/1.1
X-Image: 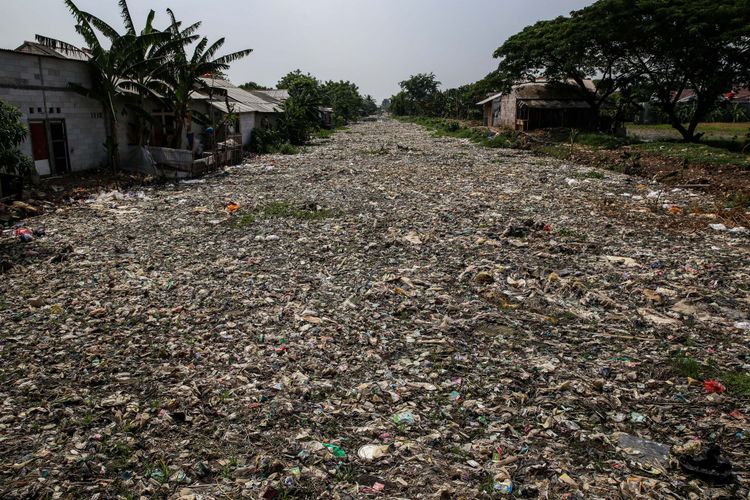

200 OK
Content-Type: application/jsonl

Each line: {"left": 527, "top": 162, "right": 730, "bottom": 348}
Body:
{"left": 0, "top": 100, "right": 33, "bottom": 178}
{"left": 250, "top": 127, "right": 283, "bottom": 154}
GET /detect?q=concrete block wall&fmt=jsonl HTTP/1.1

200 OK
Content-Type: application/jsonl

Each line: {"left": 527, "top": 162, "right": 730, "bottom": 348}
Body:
{"left": 499, "top": 95, "right": 516, "bottom": 128}
{"left": 0, "top": 50, "right": 108, "bottom": 172}
{"left": 239, "top": 112, "right": 256, "bottom": 146}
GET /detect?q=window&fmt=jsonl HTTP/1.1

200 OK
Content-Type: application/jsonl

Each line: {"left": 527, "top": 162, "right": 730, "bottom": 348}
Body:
{"left": 56, "top": 108, "right": 61, "bottom": 114}
{"left": 29, "top": 107, "right": 34, "bottom": 114}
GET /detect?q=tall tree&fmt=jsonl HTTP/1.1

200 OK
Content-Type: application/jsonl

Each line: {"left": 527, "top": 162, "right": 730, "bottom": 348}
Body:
{"left": 493, "top": 14, "right": 635, "bottom": 127}
{"left": 361, "top": 95, "right": 378, "bottom": 116}
{"left": 493, "top": 0, "right": 750, "bottom": 141}
{"left": 593, "top": 0, "right": 750, "bottom": 141}
{"left": 280, "top": 74, "right": 322, "bottom": 145}
{"left": 321, "top": 80, "right": 365, "bottom": 125}
{"left": 52, "top": 0, "right": 169, "bottom": 171}
{"left": 162, "top": 9, "right": 252, "bottom": 148}
{"left": 277, "top": 70, "right": 320, "bottom": 90}
{"left": 0, "top": 100, "right": 33, "bottom": 181}
{"left": 389, "top": 73, "right": 444, "bottom": 116}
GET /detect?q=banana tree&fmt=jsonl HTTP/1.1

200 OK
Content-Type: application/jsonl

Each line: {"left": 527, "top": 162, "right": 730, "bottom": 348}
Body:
{"left": 162, "top": 9, "right": 252, "bottom": 149}
{"left": 117, "top": 3, "right": 200, "bottom": 146}
{"left": 51, "top": 0, "right": 170, "bottom": 171}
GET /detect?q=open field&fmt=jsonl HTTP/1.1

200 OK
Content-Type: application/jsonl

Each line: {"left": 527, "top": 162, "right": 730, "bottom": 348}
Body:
{"left": 627, "top": 123, "right": 750, "bottom": 148}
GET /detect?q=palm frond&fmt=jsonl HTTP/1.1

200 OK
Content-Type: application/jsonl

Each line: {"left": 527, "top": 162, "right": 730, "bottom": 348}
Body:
{"left": 212, "top": 49, "right": 253, "bottom": 66}
{"left": 180, "top": 22, "right": 202, "bottom": 38}
{"left": 166, "top": 8, "right": 181, "bottom": 34}
{"left": 143, "top": 10, "right": 156, "bottom": 35}
{"left": 82, "top": 12, "right": 121, "bottom": 42}
{"left": 201, "top": 38, "right": 226, "bottom": 63}
{"left": 73, "top": 22, "right": 103, "bottom": 55}
{"left": 191, "top": 38, "right": 209, "bottom": 64}
{"left": 118, "top": 0, "right": 135, "bottom": 34}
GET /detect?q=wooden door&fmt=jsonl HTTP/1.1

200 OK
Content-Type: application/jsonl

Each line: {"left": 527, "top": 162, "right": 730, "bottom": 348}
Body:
{"left": 29, "top": 122, "right": 49, "bottom": 161}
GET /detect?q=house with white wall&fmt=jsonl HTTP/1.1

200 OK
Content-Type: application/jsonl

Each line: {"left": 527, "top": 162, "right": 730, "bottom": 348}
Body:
{"left": 0, "top": 44, "right": 108, "bottom": 176}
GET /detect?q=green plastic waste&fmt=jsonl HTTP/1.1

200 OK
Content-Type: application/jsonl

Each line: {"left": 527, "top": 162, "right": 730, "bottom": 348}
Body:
{"left": 322, "top": 443, "right": 346, "bottom": 458}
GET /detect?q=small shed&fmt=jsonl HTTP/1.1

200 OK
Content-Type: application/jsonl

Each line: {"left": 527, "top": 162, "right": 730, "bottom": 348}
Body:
{"left": 478, "top": 80, "right": 596, "bottom": 131}
{"left": 477, "top": 92, "right": 503, "bottom": 128}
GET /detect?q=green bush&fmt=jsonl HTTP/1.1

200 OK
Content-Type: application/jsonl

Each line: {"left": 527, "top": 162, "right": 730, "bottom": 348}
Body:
{"left": 250, "top": 127, "right": 283, "bottom": 154}
{"left": 0, "top": 100, "right": 33, "bottom": 178}
{"left": 273, "top": 143, "right": 299, "bottom": 155}
{"left": 250, "top": 128, "right": 300, "bottom": 155}
{"left": 398, "top": 116, "right": 521, "bottom": 149}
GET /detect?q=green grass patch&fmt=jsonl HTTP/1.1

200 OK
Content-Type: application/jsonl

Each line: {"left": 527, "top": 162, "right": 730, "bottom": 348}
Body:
{"left": 260, "top": 201, "right": 336, "bottom": 220}
{"left": 230, "top": 214, "right": 256, "bottom": 227}
{"left": 722, "top": 372, "right": 750, "bottom": 396}
{"left": 670, "top": 353, "right": 705, "bottom": 379}
{"left": 575, "top": 132, "right": 636, "bottom": 150}
{"left": 312, "top": 126, "right": 346, "bottom": 139}
{"left": 670, "top": 352, "right": 750, "bottom": 396}
{"left": 575, "top": 170, "right": 605, "bottom": 179}
{"left": 269, "top": 143, "right": 300, "bottom": 155}
{"left": 397, "top": 116, "right": 518, "bottom": 149}
{"left": 632, "top": 141, "right": 749, "bottom": 167}
{"left": 629, "top": 122, "right": 749, "bottom": 138}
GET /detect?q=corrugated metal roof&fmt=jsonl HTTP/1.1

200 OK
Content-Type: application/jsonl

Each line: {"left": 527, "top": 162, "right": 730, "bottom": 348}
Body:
{"left": 515, "top": 82, "right": 592, "bottom": 101}
{"left": 199, "top": 78, "right": 282, "bottom": 113}
{"left": 16, "top": 41, "right": 91, "bottom": 61}
{"left": 477, "top": 92, "right": 503, "bottom": 105}
{"left": 520, "top": 100, "right": 591, "bottom": 109}
{"left": 251, "top": 89, "right": 289, "bottom": 103}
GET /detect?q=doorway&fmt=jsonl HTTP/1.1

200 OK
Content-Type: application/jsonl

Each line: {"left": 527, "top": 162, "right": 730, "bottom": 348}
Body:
{"left": 29, "top": 121, "right": 51, "bottom": 176}
{"left": 28, "top": 120, "right": 70, "bottom": 176}
{"left": 49, "top": 120, "right": 70, "bottom": 174}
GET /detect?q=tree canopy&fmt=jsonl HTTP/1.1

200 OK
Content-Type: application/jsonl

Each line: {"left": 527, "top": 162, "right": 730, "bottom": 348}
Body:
{"left": 390, "top": 73, "right": 444, "bottom": 117}
{"left": 493, "top": 0, "right": 750, "bottom": 141}
{"left": 239, "top": 82, "right": 269, "bottom": 91}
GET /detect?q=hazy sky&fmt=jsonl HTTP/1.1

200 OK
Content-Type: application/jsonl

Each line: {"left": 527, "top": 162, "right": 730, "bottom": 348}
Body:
{"left": 2, "top": 0, "right": 594, "bottom": 101}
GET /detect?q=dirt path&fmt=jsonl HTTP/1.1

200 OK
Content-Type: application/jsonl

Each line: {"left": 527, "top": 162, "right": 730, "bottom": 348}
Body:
{"left": 1, "top": 118, "right": 748, "bottom": 498}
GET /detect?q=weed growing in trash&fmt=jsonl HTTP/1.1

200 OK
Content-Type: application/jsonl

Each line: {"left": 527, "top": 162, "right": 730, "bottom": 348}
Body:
{"left": 220, "top": 457, "right": 239, "bottom": 479}
{"left": 574, "top": 170, "right": 605, "bottom": 179}
{"left": 722, "top": 372, "right": 750, "bottom": 396}
{"left": 671, "top": 352, "right": 750, "bottom": 396}
{"left": 260, "top": 201, "right": 336, "bottom": 220}
{"left": 334, "top": 464, "right": 359, "bottom": 483}
{"left": 230, "top": 214, "right": 256, "bottom": 227}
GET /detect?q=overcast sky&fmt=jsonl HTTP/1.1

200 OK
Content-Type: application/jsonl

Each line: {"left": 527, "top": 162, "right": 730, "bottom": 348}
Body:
{"left": 2, "top": 0, "right": 594, "bottom": 101}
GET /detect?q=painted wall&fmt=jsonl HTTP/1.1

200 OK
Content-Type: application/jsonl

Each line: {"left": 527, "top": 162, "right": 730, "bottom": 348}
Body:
{"left": 499, "top": 94, "right": 517, "bottom": 128}
{"left": 0, "top": 50, "right": 108, "bottom": 174}
{"left": 239, "top": 111, "right": 256, "bottom": 146}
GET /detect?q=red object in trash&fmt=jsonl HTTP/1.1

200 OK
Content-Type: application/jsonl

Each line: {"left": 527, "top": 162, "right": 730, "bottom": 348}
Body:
{"left": 704, "top": 379, "right": 726, "bottom": 394}
{"left": 15, "top": 228, "right": 34, "bottom": 242}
